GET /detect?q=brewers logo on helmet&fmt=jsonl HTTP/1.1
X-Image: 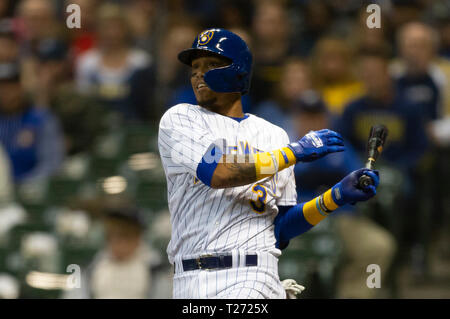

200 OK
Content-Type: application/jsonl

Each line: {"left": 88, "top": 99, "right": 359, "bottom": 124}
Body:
{"left": 197, "top": 30, "right": 214, "bottom": 46}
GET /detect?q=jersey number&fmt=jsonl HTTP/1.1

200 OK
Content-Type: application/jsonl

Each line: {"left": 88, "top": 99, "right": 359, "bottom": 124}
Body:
{"left": 250, "top": 185, "right": 267, "bottom": 214}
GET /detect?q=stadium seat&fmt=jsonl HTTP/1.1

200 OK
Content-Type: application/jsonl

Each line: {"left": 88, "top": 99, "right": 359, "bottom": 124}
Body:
{"left": 122, "top": 123, "right": 159, "bottom": 155}
{"left": 278, "top": 219, "right": 342, "bottom": 298}
{"left": 134, "top": 180, "right": 168, "bottom": 212}
{"left": 59, "top": 246, "right": 98, "bottom": 272}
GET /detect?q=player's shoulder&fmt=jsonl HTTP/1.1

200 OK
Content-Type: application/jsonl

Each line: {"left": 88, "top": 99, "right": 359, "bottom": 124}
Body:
{"left": 159, "top": 103, "right": 201, "bottom": 126}
{"left": 248, "top": 113, "right": 291, "bottom": 141}
{"left": 161, "top": 103, "right": 199, "bottom": 119}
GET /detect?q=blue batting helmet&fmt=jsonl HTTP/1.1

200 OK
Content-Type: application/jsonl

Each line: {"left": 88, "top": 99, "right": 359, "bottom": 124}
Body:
{"left": 178, "top": 28, "right": 253, "bottom": 95}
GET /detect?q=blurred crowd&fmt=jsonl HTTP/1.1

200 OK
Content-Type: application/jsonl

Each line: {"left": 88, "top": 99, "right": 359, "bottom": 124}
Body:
{"left": 0, "top": 0, "right": 449, "bottom": 299}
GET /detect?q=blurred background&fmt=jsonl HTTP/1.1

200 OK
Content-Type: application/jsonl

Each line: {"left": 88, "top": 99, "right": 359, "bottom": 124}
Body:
{"left": 0, "top": 0, "right": 449, "bottom": 299}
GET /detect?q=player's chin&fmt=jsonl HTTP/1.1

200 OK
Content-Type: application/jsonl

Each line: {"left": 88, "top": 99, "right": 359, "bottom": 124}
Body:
{"left": 196, "top": 93, "right": 217, "bottom": 108}
{"left": 198, "top": 99, "right": 218, "bottom": 109}
{"left": 195, "top": 87, "right": 213, "bottom": 98}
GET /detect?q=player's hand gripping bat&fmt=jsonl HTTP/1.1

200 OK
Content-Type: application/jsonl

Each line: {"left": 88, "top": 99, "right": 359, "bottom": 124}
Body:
{"left": 358, "top": 125, "right": 389, "bottom": 188}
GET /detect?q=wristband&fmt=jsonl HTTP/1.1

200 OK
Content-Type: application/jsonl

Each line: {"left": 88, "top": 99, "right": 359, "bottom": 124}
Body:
{"left": 323, "top": 189, "right": 340, "bottom": 210}
{"left": 319, "top": 195, "right": 333, "bottom": 213}
{"left": 302, "top": 188, "right": 340, "bottom": 226}
{"left": 254, "top": 147, "right": 296, "bottom": 179}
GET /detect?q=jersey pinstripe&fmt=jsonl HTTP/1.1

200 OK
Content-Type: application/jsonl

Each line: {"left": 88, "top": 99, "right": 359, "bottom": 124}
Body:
{"left": 158, "top": 103, "right": 297, "bottom": 265}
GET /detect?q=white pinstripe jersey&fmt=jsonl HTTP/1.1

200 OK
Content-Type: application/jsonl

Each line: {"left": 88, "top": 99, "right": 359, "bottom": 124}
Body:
{"left": 158, "top": 103, "right": 297, "bottom": 264}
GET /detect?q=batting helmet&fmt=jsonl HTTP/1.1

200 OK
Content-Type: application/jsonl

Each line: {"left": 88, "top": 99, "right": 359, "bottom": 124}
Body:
{"left": 178, "top": 28, "right": 253, "bottom": 95}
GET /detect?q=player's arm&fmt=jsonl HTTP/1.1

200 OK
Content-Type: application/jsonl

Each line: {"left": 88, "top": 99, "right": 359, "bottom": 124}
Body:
{"left": 274, "top": 168, "right": 379, "bottom": 249}
{"left": 207, "top": 129, "right": 345, "bottom": 188}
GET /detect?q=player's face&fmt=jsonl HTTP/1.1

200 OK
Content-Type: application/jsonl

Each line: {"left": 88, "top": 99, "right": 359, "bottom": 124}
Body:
{"left": 190, "top": 55, "right": 238, "bottom": 109}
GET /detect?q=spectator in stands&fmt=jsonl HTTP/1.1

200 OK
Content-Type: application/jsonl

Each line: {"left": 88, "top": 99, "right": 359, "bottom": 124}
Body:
{"left": 340, "top": 48, "right": 428, "bottom": 179}
{"left": 75, "top": 3, "right": 155, "bottom": 121}
{"left": 64, "top": 0, "right": 99, "bottom": 60}
{"left": 31, "top": 38, "right": 69, "bottom": 107}
{"left": 0, "top": 143, "right": 12, "bottom": 205}
{"left": 351, "top": 6, "right": 392, "bottom": 55}
{"left": 393, "top": 22, "right": 444, "bottom": 122}
{"left": 17, "top": 0, "right": 63, "bottom": 94}
{"left": 0, "top": 0, "right": 9, "bottom": 18}
{"left": 0, "top": 0, "right": 18, "bottom": 19}
{"left": 0, "top": 60, "right": 64, "bottom": 183}
{"left": 310, "top": 37, "right": 365, "bottom": 116}
{"left": 250, "top": 0, "right": 293, "bottom": 105}
{"left": 292, "top": 1, "right": 333, "bottom": 57}
{"left": 157, "top": 19, "right": 199, "bottom": 108}
{"left": 173, "top": 0, "right": 219, "bottom": 27}
{"left": 394, "top": 22, "right": 450, "bottom": 277}
{"left": 439, "top": 19, "right": 450, "bottom": 60}
{"left": 254, "top": 57, "right": 311, "bottom": 140}
{"left": 33, "top": 38, "right": 107, "bottom": 156}
{"left": 292, "top": 91, "right": 396, "bottom": 299}
{"left": 217, "top": 0, "right": 253, "bottom": 29}
{"left": 125, "top": 0, "right": 158, "bottom": 54}
{"left": 16, "top": 0, "right": 60, "bottom": 42}
{"left": 390, "top": 0, "right": 423, "bottom": 30}
{"left": 0, "top": 142, "right": 27, "bottom": 248}
{"left": 0, "top": 22, "right": 18, "bottom": 62}
{"left": 339, "top": 48, "right": 429, "bottom": 279}
{"left": 65, "top": 207, "right": 164, "bottom": 299}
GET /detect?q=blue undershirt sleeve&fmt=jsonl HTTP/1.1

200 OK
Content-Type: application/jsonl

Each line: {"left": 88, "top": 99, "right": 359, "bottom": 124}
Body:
{"left": 274, "top": 204, "right": 314, "bottom": 250}
{"left": 196, "top": 143, "right": 223, "bottom": 187}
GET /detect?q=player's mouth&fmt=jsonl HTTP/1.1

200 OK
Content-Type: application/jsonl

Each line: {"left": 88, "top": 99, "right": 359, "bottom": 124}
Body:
{"left": 197, "top": 83, "right": 209, "bottom": 92}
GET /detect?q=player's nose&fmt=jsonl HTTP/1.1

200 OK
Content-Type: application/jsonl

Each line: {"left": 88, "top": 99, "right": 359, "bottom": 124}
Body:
{"left": 195, "top": 61, "right": 211, "bottom": 75}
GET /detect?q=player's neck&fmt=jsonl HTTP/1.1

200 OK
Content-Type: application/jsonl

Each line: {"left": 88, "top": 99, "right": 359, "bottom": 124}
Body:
{"left": 223, "top": 98, "right": 245, "bottom": 118}
{"left": 204, "top": 96, "right": 244, "bottom": 118}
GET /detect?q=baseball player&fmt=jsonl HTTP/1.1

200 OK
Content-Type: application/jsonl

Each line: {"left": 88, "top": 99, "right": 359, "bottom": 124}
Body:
{"left": 158, "top": 28, "right": 379, "bottom": 299}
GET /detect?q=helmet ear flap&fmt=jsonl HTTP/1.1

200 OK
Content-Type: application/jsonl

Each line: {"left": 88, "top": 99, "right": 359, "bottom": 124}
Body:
{"left": 236, "top": 71, "right": 248, "bottom": 80}
{"left": 204, "top": 64, "right": 246, "bottom": 93}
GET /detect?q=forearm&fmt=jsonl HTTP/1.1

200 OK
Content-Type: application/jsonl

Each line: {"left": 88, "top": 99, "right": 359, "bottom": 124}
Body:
{"left": 211, "top": 154, "right": 256, "bottom": 188}
{"left": 275, "top": 189, "right": 339, "bottom": 244}
{"left": 210, "top": 147, "right": 296, "bottom": 188}
{"left": 275, "top": 168, "right": 379, "bottom": 246}
{"left": 202, "top": 129, "right": 344, "bottom": 188}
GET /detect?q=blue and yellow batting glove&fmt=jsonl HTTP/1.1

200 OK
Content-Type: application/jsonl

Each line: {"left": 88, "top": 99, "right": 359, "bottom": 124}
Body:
{"left": 287, "top": 129, "right": 345, "bottom": 163}
{"left": 302, "top": 168, "right": 379, "bottom": 225}
{"left": 332, "top": 168, "right": 380, "bottom": 205}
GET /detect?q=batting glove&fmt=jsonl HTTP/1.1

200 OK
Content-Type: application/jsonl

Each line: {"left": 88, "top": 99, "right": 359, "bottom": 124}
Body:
{"left": 281, "top": 279, "right": 306, "bottom": 299}
{"left": 287, "top": 129, "right": 345, "bottom": 163}
{"left": 331, "top": 168, "right": 379, "bottom": 206}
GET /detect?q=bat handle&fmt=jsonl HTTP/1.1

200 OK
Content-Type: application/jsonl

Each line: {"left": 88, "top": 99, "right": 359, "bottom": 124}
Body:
{"left": 358, "top": 175, "right": 373, "bottom": 188}
{"left": 358, "top": 160, "right": 374, "bottom": 188}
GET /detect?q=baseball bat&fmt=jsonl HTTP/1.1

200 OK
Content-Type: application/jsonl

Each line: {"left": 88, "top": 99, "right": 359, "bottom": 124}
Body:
{"left": 358, "top": 124, "right": 389, "bottom": 188}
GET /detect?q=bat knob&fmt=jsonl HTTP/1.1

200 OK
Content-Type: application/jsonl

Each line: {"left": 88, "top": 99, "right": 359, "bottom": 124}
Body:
{"left": 358, "top": 175, "right": 373, "bottom": 188}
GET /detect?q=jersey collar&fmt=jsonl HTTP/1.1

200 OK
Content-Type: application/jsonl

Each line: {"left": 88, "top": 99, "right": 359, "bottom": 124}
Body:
{"left": 228, "top": 114, "right": 249, "bottom": 123}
